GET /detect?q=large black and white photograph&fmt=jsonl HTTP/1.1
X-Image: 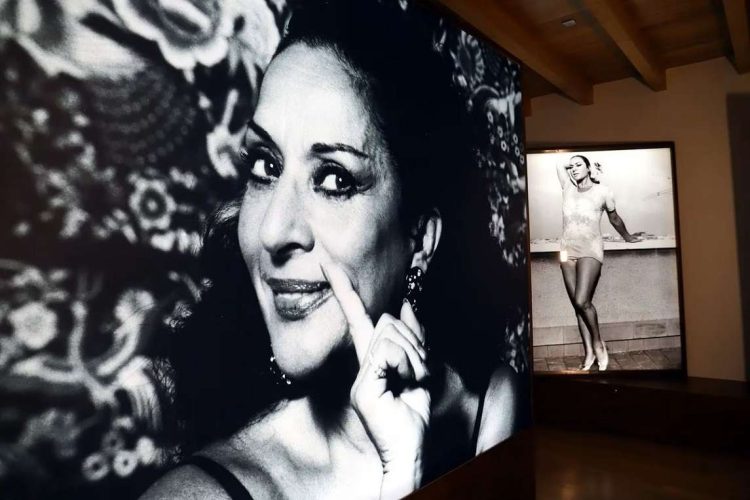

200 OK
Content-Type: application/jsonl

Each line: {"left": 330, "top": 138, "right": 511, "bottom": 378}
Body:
{"left": 528, "top": 144, "right": 684, "bottom": 374}
{"left": 0, "top": 0, "right": 530, "bottom": 498}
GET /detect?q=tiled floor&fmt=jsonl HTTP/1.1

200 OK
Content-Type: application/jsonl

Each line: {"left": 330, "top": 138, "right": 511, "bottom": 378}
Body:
{"left": 534, "top": 347, "right": 681, "bottom": 372}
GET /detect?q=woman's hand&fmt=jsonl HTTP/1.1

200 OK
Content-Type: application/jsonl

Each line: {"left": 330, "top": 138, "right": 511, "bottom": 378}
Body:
{"left": 322, "top": 262, "right": 430, "bottom": 500}
{"left": 624, "top": 232, "right": 644, "bottom": 243}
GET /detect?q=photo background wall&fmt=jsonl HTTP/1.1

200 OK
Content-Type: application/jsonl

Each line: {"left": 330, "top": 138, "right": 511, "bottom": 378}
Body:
{"left": 0, "top": 1, "right": 529, "bottom": 498}
{"left": 528, "top": 145, "right": 684, "bottom": 373}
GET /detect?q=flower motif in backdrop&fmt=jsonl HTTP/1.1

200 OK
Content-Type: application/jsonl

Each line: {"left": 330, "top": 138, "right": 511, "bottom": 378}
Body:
{"left": 128, "top": 175, "right": 177, "bottom": 233}
{"left": 112, "top": 0, "right": 234, "bottom": 70}
{"left": 0, "top": 0, "right": 287, "bottom": 497}
{"left": 450, "top": 30, "right": 485, "bottom": 90}
{"left": 8, "top": 301, "right": 58, "bottom": 350}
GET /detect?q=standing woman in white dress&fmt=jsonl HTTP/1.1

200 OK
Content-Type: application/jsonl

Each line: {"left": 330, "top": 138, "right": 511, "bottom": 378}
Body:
{"left": 557, "top": 155, "right": 641, "bottom": 371}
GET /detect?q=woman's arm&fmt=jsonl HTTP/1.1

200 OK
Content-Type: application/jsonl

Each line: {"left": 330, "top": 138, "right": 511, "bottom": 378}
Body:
{"left": 606, "top": 210, "right": 640, "bottom": 242}
{"left": 604, "top": 187, "right": 641, "bottom": 243}
{"left": 556, "top": 161, "right": 572, "bottom": 189}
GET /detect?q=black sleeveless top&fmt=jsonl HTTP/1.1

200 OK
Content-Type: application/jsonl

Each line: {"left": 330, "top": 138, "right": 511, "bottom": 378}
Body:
{"left": 181, "top": 455, "right": 255, "bottom": 500}
{"left": 180, "top": 389, "right": 488, "bottom": 500}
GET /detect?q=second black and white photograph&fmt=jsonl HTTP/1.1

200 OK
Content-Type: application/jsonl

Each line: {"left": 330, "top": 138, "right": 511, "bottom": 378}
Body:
{"left": 528, "top": 144, "right": 684, "bottom": 374}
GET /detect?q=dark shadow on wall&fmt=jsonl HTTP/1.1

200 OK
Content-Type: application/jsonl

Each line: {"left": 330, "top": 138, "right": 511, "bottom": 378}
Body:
{"left": 727, "top": 93, "right": 750, "bottom": 382}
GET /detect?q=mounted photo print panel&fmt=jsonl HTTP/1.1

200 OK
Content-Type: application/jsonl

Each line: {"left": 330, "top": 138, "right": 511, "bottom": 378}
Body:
{"left": 0, "top": 1, "right": 530, "bottom": 498}
{"left": 528, "top": 144, "right": 685, "bottom": 375}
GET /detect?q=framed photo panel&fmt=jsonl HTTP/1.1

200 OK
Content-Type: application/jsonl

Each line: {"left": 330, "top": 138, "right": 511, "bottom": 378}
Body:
{"left": 527, "top": 143, "right": 685, "bottom": 375}
{"left": 0, "top": 0, "right": 530, "bottom": 498}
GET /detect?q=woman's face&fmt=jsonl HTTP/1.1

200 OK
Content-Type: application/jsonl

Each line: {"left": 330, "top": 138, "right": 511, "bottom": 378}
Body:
{"left": 568, "top": 156, "right": 590, "bottom": 182}
{"left": 237, "top": 44, "right": 413, "bottom": 378}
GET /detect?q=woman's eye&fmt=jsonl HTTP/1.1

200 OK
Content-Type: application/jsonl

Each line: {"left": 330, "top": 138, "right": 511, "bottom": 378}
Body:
{"left": 251, "top": 158, "right": 278, "bottom": 178}
{"left": 241, "top": 149, "right": 281, "bottom": 184}
{"left": 315, "top": 166, "right": 356, "bottom": 196}
{"left": 320, "top": 172, "right": 352, "bottom": 191}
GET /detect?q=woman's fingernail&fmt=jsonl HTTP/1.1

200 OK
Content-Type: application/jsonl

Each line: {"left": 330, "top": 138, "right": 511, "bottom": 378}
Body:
{"left": 320, "top": 263, "right": 329, "bottom": 280}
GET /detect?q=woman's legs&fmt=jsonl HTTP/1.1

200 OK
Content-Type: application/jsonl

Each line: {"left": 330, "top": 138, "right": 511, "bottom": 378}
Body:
{"left": 560, "top": 260, "right": 595, "bottom": 368}
{"left": 574, "top": 258, "right": 607, "bottom": 369}
{"left": 561, "top": 257, "right": 605, "bottom": 369}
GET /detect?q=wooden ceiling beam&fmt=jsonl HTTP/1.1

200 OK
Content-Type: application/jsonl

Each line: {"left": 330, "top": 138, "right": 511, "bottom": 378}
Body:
{"left": 723, "top": 0, "right": 750, "bottom": 73}
{"left": 582, "top": 0, "right": 666, "bottom": 91}
{"left": 434, "top": 0, "right": 593, "bottom": 104}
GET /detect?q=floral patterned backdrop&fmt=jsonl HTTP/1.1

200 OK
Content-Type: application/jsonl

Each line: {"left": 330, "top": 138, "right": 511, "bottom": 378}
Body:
{"left": 0, "top": 1, "right": 526, "bottom": 498}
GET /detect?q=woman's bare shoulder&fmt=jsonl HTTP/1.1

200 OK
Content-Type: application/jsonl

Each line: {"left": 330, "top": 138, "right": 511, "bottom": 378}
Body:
{"left": 140, "top": 445, "right": 281, "bottom": 500}
{"left": 475, "top": 364, "right": 520, "bottom": 453}
{"left": 487, "top": 364, "right": 518, "bottom": 403}
{"left": 139, "top": 464, "right": 232, "bottom": 500}
{"left": 140, "top": 409, "right": 297, "bottom": 500}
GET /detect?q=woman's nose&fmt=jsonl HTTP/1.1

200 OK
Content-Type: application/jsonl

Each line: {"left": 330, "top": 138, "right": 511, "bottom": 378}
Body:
{"left": 259, "top": 177, "right": 314, "bottom": 260}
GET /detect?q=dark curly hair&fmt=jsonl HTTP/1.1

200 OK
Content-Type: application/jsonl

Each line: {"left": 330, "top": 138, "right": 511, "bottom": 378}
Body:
{"left": 159, "top": 0, "right": 527, "bottom": 456}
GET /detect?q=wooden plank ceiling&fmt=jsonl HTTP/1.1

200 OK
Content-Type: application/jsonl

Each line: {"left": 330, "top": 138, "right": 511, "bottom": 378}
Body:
{"left": 434, "top": 0, "right": 749, "bottom": 105}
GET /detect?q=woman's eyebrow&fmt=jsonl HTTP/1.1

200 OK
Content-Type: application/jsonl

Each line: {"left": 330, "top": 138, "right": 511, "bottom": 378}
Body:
{"left": 311, "top": 142, "right": 369, "bottom": 159}
{"left": 246, "top": 120, "right": 275, "bottom": 145}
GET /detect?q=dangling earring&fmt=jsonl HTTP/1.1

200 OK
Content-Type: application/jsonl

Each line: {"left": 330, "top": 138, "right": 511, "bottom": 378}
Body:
{"left": 268, "top": 355, "right": 293, "bottom": 386}
{"left": 404, "top": 266, "right": 424, "bottom": 313}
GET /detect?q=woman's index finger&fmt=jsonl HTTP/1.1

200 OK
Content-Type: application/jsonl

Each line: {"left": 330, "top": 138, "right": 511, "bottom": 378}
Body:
{"left": 320, "top": 262, "right": 373, "bottom": 362}
{"left": 400, "top": 300, "right": 424, "bottom": 345}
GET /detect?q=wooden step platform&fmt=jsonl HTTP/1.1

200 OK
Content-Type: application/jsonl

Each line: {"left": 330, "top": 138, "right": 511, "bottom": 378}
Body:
{"left": 412, "top": 375, "right": 750, "bottom": 499}
{"left": 534, "top": 375, "right": 750, "bottom": 454}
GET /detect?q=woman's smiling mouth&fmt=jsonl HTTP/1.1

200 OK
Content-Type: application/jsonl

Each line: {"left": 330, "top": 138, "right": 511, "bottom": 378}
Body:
{"left": 265, "top": 278, "right": 333, "bottom": 320}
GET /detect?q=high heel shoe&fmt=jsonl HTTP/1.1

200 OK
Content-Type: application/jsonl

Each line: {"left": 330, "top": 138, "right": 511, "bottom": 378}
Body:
{"left": 596, "top": 346, "right": 609, "bottom": 371}
{"left": 579, "top": 356, "right": 596, "bottom": 371}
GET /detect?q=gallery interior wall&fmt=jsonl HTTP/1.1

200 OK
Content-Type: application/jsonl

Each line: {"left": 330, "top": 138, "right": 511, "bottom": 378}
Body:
{"left": 525, "top": 56, "right": 750, "bottom": 382}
